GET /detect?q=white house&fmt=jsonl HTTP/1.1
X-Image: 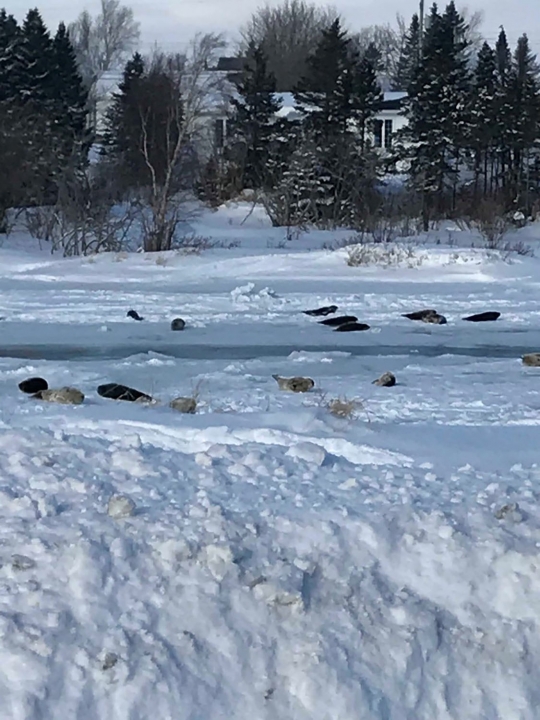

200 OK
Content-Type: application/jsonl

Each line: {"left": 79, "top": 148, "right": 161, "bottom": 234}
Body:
{"left": 92, "top": 58, "right": 408, "bottom": 159}
{"left": 211, "top": 85, "right": 409, "bottom": 156}
{"left": 372, "top": 91, "right": 408, "bottom": 151}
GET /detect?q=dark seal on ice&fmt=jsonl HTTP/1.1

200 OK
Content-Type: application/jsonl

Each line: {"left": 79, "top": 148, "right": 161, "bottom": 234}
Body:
{"left": 334, "top": 322, "right": 370, "bottom": 332}
{"left": 303, "top": 305, "right": 338, "bottom": 317}
{"left": 462, "top": 311, "right": 500, "bottom": 322}
{"left": 127, "top": 310, "right": 144, "bottom": 321}
{"left": 18, "top": 377, "right": 48, "bottom": 394}
{"left": 319, "top": 315, "right": 357, "bottom": 327}
{"left": 171, "top": 318, "right": 186, "bottom": 331}
{"left": 97, "top": 383, "right": 152, "bottom": 402}
{"left": 402, "top": 309, "right": 438, "bottom": 321}
{"left": 421, "top": 313, "right": 447, "bottom": 325}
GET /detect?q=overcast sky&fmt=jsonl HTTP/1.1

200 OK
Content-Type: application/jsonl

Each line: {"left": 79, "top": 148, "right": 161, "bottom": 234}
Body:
{"left": 10, "top": 0, "right": 540, "bottom": 54}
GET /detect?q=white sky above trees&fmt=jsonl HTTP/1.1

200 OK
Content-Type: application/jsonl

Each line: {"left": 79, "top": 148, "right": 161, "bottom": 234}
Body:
{"left": 10, "top": 0, "right": 540, "bottom": 55}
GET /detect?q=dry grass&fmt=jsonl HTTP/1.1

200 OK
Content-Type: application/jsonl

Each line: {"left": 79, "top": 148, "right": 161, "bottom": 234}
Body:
{"left": 154, "top": 254, "right": 168, "bottom": 266}
{"left": 322, "top": 395, "right": 368, "bottom": 421}
{"left": 346, "top": 242, "right": 424, "bottom": 268}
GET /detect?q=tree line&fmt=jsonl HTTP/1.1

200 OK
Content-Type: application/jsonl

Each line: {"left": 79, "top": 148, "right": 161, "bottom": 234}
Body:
{"left": 0, "top": 0, "right": 539, "bottom": 251}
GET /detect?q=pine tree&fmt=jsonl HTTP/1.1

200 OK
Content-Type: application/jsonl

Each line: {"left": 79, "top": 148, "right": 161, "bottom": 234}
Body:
{"left": 469, "top": 41, "right": 498, "bottom": 196}
{"left": 363, "top": 42, "right": 383, "bottom": 74}
{"left": 492, "top": 27, "right": 514, "bottom": 190}
{"left": 101, "top": 52, "right": 146, "bottom": 187}
{"left": 392, "top": 14, "right": 421, "bottom": 90}
{"left": 0, "top": 9, "right": 20, "bottom": 103}
{"left": 402, "top": 2, "right": 471, "bottom": 226}
{"left": 495, "top": 27, "right": 512, "bottom": 82}
{"left": 505, "top": 35, "right": 540, "bottom": 209}
{"left": 291, "top": 19, "right": 382, "bottom": 226}
{"left": 350, "top": 53, "right": 383, "bottom": 153}
{"left": 18, "top": 9, "right": 54, "bottom": 106}
{"left": 102, "top": 52, "right": 184, "bottom": 194}
{"left": 51, "top": 24, "right": 88, "bottom": 138}
{"left": 48, "top": 22, "right": 90, "bottom": 174}
{"left": 228, "top": 42, "right": 282, "bottom": 189}
{"left": 294, "top": 18, "right": 352, "bottom": 140}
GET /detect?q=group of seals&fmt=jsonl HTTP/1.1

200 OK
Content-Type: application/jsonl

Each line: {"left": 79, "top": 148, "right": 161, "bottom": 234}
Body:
{"left": 403, "top": 308, "right": 501, "bottom": 324}
{"left": 18, "top": 378, "right": 84, "bottom": 405}
{"left": 304, "top": 304, "right": 501, "bottom": 328}
{"left": 304, "top": 306, "right": 370, "bottom": 332}
{"left": 18, "top": 377, "right": 196, "bottom": 412}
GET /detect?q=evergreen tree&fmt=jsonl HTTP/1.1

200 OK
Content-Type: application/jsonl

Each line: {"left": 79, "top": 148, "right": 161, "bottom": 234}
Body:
{"left": 18, "top": 9, "right": 54, "bottom": 106}
{"left": 363, "top": 42, "right": 383, "bottom": 74}
{"left": 402, "top": 2, "right": 471, "bottom": 226}
{"left": 495, "top": 27, "right": 512, "bottom": 81}
{"left": 294, "top": 18, "right": 353, "bottom": 140}
{"left": 392, "top": 14, "right": 420, "bottom": 90}
{"left": 51, "top": 23, "right": 88, "bottom": 139}
{"left": 469, "top": 41, "right": 498, "bottom": 196}
{"left": 492, "top": 27, "right": 514, "bottom": 189}
{"left": 101, "top": 51, "right": 146, "bottom": 186}
{"left": 0, "top": 10, "right": 19, "bottom": 102}
{"left": 102, "top": 52, "right": 184, "bottom": 193}
{"left": 350, "top": 53, "right": 383, "bottom": 153}
{"left": 505, "top": 35, "right": 540, "bottom": 208}
{"left": 228, "top": 42, "right": 282, "bottom": 189}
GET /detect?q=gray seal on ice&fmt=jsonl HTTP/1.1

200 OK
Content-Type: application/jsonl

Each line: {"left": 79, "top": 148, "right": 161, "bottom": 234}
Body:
{"left": 272, "top": 374, "right": 314, "bottom": 393}
{"left": 34, "top": 387, "right": 85, "bottom": 405}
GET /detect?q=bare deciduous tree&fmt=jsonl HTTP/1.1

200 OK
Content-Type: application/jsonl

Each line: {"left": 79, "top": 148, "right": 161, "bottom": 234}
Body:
{"left": 238, "top": 0, "right": 339, "bottom": 91}
{"left": 69, "top": 0, "right": 140, "bottom": 125}
{"left": 25, "top": 166, "right": 137, "bottom": 256}
{"left": 350, "top": 24, "right": 401, "bottom": 82}
{"left": 129, "top": 34, "right": 226, "bottom": 251}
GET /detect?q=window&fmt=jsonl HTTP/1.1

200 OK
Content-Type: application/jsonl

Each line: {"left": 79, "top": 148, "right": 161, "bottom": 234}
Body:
{"left": 373, "top": 119, "right": 383, "bottom": 148}
{"left": 384, "top": 119, "right": 393, "bottom": 149}
{"left": 214, "top": 118, "right": 226, "bottom": 149}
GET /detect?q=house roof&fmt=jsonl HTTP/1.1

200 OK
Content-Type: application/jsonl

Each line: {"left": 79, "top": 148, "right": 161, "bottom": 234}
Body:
{"left": 213, "top": 57, "right": 246, "bottom": 72}
{"left": 274, "top": 90, "right": 407, "bottom": 119}
{"left": 380, "top": 90, "right": 407, "bottom": 111}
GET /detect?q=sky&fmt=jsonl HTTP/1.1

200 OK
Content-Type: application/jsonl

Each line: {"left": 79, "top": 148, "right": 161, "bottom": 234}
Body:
{"left": 8, "top": 0, "right": 540, "bottom": 54}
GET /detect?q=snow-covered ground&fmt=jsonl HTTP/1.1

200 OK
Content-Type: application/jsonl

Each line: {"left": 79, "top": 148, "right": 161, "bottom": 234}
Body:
{"left": 2, "top": 204, "right": 540, "bottom": 719}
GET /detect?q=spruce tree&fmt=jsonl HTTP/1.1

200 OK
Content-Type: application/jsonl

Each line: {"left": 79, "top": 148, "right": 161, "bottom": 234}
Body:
{"left": 505, "top": 35, "right": 540, "bottom": 209}
{"left": 402, "top": 2, "right": 471, "bottom": 225}
{"left": 294, "top": 18, "right": 352, "bottom": 140}
{"left": 291, "top": 18, "right": 382, "bottom": 227}
{"left": 229, "top": 42, "right": 282, "bottom": 189}
{"left": 50, "top": 22, "right": 90, "bottom": 168}
{"left": 101, "top": 51, "right": 146, "bottom": 185}
{"left": 0, "top": 10, "right": 19, "bottom": 102}
{"left": 350, "top": 53, "right": 383, "bottom": 153}
{"left": 392, "top": 13, "right": 420, "bottom": 90}
{"left": 495, "top": 28, "right": 512, "bottom": 81}
{"left": 102, "top": 52, "right": 184, "bottom": 193}
{"left": 18, "top": 9, "right": 54, "bottom": 107}
{"left": 469, "top": 41, "right": 498, "bottom": 196}
{"left": 363, "top": 42, "right": 383, "bottom": 74}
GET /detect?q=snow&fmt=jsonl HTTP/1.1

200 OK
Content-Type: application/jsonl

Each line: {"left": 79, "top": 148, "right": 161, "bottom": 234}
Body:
{"left": 1, "top": 203, "right": 540, "bottom": 718}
